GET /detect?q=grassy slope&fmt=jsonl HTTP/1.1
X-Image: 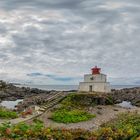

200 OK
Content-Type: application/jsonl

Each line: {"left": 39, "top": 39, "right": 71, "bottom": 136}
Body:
{"left": 50, "top": 93, "right": 97, "bottom": 123}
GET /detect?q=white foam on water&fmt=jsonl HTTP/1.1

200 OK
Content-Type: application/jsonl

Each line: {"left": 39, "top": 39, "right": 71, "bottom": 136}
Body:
{"left": 0, "top": 99, "right": 23, "bottom": 109}
{"left": 116, "top": 101, "right": 135, "bottom": 109}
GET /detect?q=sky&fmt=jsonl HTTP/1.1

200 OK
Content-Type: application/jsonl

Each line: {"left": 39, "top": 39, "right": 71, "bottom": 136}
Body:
{"left": 0, "top": 0, "right": 140, "bottom": 85}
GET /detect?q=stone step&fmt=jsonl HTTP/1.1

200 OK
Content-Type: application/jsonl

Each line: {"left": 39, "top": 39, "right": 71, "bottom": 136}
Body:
{"left": 39, "top": 108, "right": 45, "bottom": 112}
{"left": 42, "top": 96, "right": 64, "bottom": 106}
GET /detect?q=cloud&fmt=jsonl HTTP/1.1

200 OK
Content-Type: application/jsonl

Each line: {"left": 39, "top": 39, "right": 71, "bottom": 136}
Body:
{"left": 0, "top": 0, "right": 140, "bottom": 85}
{"left": 46, "top": 74, "right": 75, "bottom": 81}
{"left": 27, "top": 73, "right": 78, "bottom": 82}
{"left": 27, "top": 73, "right": 43, "bottom": 77}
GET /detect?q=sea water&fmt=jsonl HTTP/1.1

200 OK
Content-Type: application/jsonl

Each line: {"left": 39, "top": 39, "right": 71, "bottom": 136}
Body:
{"left": 0, "top": 99, "right": 23, "bottom": 109}
{"left": 116, "top": 101, "right": 135, "bottom": 109}
{"left": 16, "top": 84, "right": 140, "bottom": 91}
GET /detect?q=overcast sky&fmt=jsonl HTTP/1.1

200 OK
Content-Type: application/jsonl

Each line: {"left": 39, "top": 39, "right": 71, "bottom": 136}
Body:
{"left": 0, "top": 0, "right": 140, "bottom": 85}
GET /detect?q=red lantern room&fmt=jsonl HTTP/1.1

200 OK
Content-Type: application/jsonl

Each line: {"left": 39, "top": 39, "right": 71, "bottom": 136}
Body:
{"left": 91, "top": 66, "right": 101, "bottom": 75}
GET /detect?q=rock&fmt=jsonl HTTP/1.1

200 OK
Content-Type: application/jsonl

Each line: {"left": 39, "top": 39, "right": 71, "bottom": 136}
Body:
{"left": 39, "top": 108, "right": 45, "bottom": 112}
{"left": 6, "top": 97, "right": 18, "bottom": 101}
{"left": 109, "top": 87, "right": 140, "bottom": 107}
{"left": 135, "top": 101, "right": 140, "bottom": 107}
{"left": 97, "top": 111, "right": 102, "bottom": 115}
{"left": 115, "top": 99, "right": 122, "bottom": 103}
{"left": 113, "top": 109, "right": 119, "bottom": 111}
{"left": 0, "top": 91, "right": 10, "bottom": 98}
{"left": 97, "top": 106, "right": 102, "bottom": 110}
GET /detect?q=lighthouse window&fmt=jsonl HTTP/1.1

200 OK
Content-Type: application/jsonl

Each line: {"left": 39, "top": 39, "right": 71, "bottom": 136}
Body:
{"left": 90, "top": 77, "right": 94, "bottom": 80}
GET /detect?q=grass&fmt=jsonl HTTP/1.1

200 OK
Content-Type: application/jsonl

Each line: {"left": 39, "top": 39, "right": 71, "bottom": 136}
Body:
{"left": 50, "top": 93, "right": 96, "bottom": 123}
{"left": 0, "top": 108, "right": 18, "bottom": 119}
{"left": 51, "top": 109, "right": 95, "bottom": 123}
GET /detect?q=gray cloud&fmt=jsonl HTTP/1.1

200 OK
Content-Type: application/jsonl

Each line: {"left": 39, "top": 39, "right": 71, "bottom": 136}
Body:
{"left": 0, "top": 0, "right": 140, "bottom": 85}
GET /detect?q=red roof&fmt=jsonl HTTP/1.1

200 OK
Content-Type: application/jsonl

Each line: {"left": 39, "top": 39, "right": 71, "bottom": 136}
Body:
{"left": 91, "top": 66, "right": 101, "bottom": 75}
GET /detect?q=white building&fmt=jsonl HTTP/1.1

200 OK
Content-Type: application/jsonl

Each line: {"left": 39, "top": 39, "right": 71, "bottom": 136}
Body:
{"left": 78, "top": 66, "right": 111, "bottom": 93}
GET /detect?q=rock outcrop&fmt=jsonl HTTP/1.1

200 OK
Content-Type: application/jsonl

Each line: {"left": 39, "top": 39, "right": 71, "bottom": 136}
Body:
{"left": 110, "top": 87, "right": 140, "bottom": 106}
{"left": 0, "top": 80, "right": 52, "bottom": 101}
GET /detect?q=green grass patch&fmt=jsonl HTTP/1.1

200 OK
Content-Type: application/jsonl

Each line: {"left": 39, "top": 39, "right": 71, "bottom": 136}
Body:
{"left": 51, "top": 109, "right": 95, "bottom": 123}
{"left": 0, "top": 108, "right": 18, "bottom": 119}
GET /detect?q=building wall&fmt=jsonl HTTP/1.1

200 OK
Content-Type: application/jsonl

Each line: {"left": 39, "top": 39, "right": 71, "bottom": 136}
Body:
{"left": 78, "top": 82, "right": 111, "bottom": 93}
{"left": 84, "top": 74, "right": 106, "bottom": 83}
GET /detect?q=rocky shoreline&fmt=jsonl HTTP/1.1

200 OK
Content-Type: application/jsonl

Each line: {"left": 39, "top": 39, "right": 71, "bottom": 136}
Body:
{"left": 0, "top": 81, "right": 69, "bottom": 111}
{"left": 0, "top": 81, "right": 62, "bottom": 101}
{"left": 111, "top": 87, "right": 140, "bottom": 106}
{"left": 0, "top": 80, "right": 140, "bottom": 111}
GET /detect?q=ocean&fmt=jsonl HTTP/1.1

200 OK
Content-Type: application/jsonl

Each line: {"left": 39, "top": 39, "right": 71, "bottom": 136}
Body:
{"left": 16, "top": 84, "right": 140, "bottom": 91}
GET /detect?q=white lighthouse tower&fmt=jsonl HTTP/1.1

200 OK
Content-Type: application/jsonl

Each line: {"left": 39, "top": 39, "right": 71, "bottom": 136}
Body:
{"left": 78, "top": 66, "right": 111, "bottom": 93}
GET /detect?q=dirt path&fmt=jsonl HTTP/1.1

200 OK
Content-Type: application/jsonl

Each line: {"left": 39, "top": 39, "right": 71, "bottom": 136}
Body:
{"left": 0, "top": 92, "right": 68, "bottom": 125}
{"left": 38, "top": 105, "right": 140, "bottom": 130}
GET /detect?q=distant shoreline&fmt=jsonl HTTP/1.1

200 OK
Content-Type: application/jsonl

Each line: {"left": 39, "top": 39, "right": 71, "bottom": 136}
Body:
{"left": 15, "top": 84, "right": 140, "bottom": 91}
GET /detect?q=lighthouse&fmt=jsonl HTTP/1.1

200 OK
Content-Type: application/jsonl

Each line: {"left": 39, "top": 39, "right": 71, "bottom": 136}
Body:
{"left": 78, "top": 66, "right": 111, "bottom": 93}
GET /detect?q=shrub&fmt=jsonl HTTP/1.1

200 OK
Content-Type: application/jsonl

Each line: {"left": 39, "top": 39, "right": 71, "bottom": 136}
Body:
{"left": 106, "top": 96, "right": 114, "bottom": 105}
{"left": 0, "top": 121, "right": 45, "bottom": 139}
{"left": 51, "top": 109, "right": 95, "bottom": 123}
{"left": 0, "top": 108, "right": 18, "bottom": 119}
{"left": 93, "top": 112, "right": 140, "bottom": 140}
{"left": 0, "top": 121, "right": 92, "bottom": 140}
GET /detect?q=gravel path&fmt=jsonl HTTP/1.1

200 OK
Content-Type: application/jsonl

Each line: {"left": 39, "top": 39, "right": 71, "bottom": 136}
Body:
{"left": 0, "top": 112, "right": 42, "bottom": 125}
{"left": 38, "top": 105, "right": 140, "bottom": 130}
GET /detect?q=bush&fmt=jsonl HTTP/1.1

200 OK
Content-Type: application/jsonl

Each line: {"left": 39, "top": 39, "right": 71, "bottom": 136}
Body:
{"left": 0, "top": 121, "right": 91, "bottom": 140}
{"left": 93, "top": 112, "right": 140, "bottom": 140}
{"left": 0, "top": 121, "right": 44, "bottom": 139}
{"left": 51, "top": 109, "right": 95, "bottom": 123}
{"left": 106, "top": 96, "right": 114, "bottom": 105}
{"left": 0, "top": 108, "right": 18, "bottom": 119}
